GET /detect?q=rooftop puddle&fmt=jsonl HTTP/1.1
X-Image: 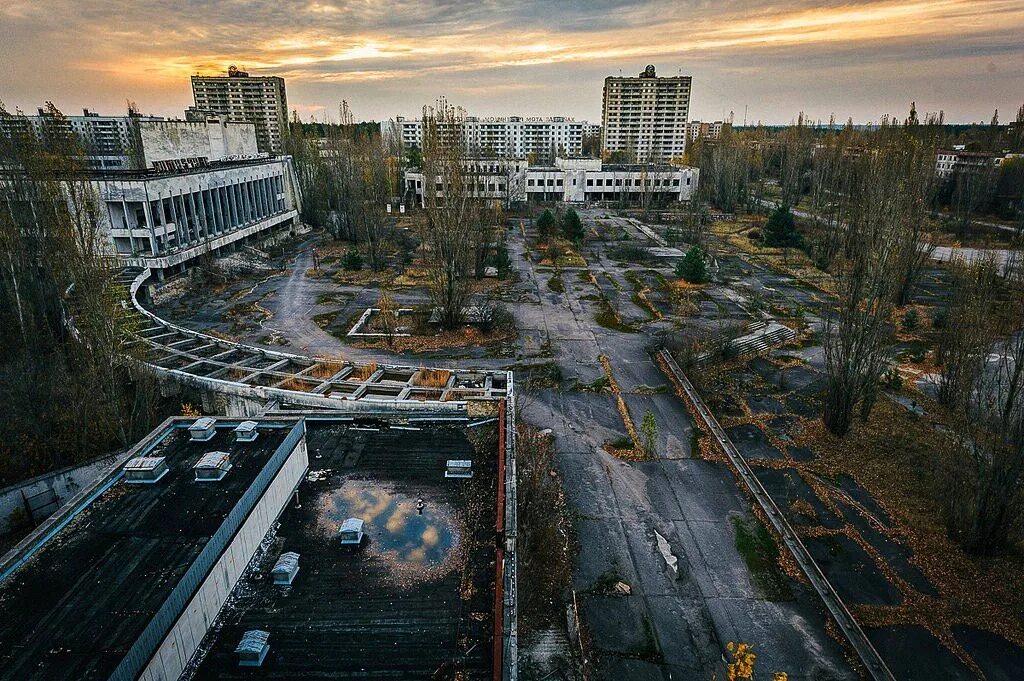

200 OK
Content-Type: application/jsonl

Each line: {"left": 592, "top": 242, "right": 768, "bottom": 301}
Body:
{"left": 318, "top": 480, "right": 462, "bottom": 585}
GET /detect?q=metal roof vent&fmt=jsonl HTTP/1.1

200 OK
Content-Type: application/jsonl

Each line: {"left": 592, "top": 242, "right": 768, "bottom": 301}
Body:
{"left": 194, "top": 451, "right": 232, "bottom": 482}
{"left": 234, "top": 420, "right": 259, "bottom": 443}
{"left": 236, "top": 630, "right": 270, "bottom": 667}
{"left": 272, "top": 552, "right": 300, "bottom": 585}
{"left": 338, "top": 518, "right": 365, "bottom": 545}
{"left": 445, "top": 459, "right": 473, "bottom": 479}
{"left": 124, "top": 457, "right": 169, "bottom": 484}
{"left": 189, "top": 417, "right": 217, "bottom": 442}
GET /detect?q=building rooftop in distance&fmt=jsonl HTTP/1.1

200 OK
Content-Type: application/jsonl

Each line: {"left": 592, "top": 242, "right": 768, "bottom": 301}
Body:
{"left": 0, "top": 418, "right": 303, "bottom": 681}
{"left": 191, "top": 418, "right": 502, "bottom": 679}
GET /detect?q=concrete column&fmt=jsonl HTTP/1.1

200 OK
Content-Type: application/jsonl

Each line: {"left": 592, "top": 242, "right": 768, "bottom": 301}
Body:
{"left": 168, "top": 192, "right": 182, "bottom": 245}
{"left": 174, "top": 191, "right": 188, "bottom": 244}
{"left": 252, "top": 177, "right": 261, "bottom": 220}
{"left": 188, "top": 190, "right": 204, "bottom": 241}
{"left": 141, "top": 193, "right": 158, "bottom": 256}
{"left": 209, "top": 188, "right": 219, "bottom": 234}
{"left": 212, "top": 185, "right": 224, "bottom": 234}
{"left": 240, "top": 178, "right": 251, "bottom": 224}
{"left": 257, "top": 176, "right": 268, "bottom": 218}
{"left": 234, "top": 182, "right": 243, "bottom": 227}
{"left": 156, "top": 194, "right": 169, "bottom": 251}
{"left": 201, "top": 189, "right": 211, "bottom": 239}
{"left": 119, "top": 195, "right": 138, "bottom": 256}
{"left": 246, "top": 178, "right": 256, "bottom": 223}
{"left": 228, "top": 182, "right": 239, "bottom": 229}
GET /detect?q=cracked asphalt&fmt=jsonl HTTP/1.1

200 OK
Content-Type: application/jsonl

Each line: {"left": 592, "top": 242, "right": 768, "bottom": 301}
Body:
{"left": 159, "top": 212, "right": 856, "bottom": 680}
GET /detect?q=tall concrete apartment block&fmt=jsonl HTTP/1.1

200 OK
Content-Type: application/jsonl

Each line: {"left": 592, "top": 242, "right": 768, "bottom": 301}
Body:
{"left": 601, "top": 65, "right": 691, "bottom": 161}
{"left": 190, "top": 65, "right": 288, "bottom": 154}
{"left": 382, "top": 116, "right": 590, "bottom": 160}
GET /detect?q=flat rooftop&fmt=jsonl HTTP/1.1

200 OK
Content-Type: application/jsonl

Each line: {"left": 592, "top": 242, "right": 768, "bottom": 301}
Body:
{"left": 0, "top": 420, "right": 295, "bottom": 681}
{"left": 192, "top": 419, "right": 501, "bottom": 679}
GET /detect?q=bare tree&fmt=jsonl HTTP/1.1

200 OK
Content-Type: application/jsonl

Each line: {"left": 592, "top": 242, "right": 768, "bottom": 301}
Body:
{"left": 419, "top": 98, "right": 480, "bottom": 329}
{"left": 936, "top": 254, "right": 1000, "bottom": 408}
{"left": 822, "top": 139, "right": 926, "bottom": 435}
{"left": 376, "top": 289, "right": 399, "bottom": 348}
{"left": 941, "top": 269, "right": 1024, "bottom": 554}
{"left": 948, "top": 160, "right": 996, "bottom": 239}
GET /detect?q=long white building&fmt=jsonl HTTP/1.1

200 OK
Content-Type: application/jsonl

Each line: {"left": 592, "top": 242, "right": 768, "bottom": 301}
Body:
{"left": 382, "top": 116, "right": 593, "bottom": 159}
{"left": 602, "top": 65, "right": 692, "bottom": 161}
{"left": 404, "top": 157, "right": 698, "bottom": 205}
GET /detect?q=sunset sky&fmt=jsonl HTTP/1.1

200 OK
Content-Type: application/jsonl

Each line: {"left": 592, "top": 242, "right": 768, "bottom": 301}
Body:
{"left": 2, "top": 0, "right": 1022, "bottom": 125}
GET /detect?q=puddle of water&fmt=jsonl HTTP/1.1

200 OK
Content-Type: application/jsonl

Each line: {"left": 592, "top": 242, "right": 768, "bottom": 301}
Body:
{"left": 318, "top": 480, "right": 460, "bottom": 582}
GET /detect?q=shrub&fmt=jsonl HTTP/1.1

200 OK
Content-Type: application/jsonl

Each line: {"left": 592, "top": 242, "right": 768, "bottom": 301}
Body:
{"left": 932, "top": 308, "right": 948, "bottom": 329}
{"left": 342, "top": 248, "right": 364, "bottom": 271}
{"left": 493, "top": 243, "right": 512, "bottom": 278}
{"left": 881, "top": 366, "right": 903, "bottom": 390}
{"left": 675, "top": 245, "right": 709, "bottom": 283}
{"left": 902, "top": 308, "right": 920, "bottom": 332}
{"left": 608, "top": 243, "right": 653, "bottom": 264}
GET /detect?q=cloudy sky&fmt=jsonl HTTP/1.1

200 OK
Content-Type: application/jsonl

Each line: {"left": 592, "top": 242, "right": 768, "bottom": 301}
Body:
{"left": 1, "top": 0, "right": 1022, "bottom": 125}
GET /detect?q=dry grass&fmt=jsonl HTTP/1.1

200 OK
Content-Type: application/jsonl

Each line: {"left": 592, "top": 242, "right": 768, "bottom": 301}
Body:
{"left": 416, "top": 367, "right": 451, "bottom": 388}
{"left": 350, "top": 361, "right": 378, "bottom": 381}
{"left": 309, "top": 357, "right": 347, "bottom": 379}
{"left": 227, "top": 367, "right": 250, "bottom": 381}
{"left": 599, "top": 354, "right": 654, "bottom": 461}
{"left": 278, "top": 377, "right": 315, "bottom": 392}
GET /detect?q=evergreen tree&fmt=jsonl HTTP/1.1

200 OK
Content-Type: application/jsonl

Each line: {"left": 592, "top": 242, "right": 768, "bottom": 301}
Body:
{"left": 676, "top": 245, "right": 709, "bottom": 283}
{"left": 561, "top": 208, "right": 584, "bottom": 242}
{"left": 763, "top": 204, "right": 802, "bottom": 248}
{"left": 536, "top": 209, "right": 556, "bottom": 239}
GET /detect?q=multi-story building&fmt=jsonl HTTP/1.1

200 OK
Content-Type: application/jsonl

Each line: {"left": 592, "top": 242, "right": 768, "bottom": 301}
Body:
{"left": 404, "top": 156, "right": 698, "bottom": 205}
{"left": 381, "top": 116, "right": 592, "bottom": 160}
{"left": 0, "top": 108, "right": 162, "bottom": 170}
{"left": 601, "top": 65, "right": 691, "bottom": 161}
{"left": 935, "top": 148, "right": 1006, "bottom": 179}
{"left": 2, "top": 111, "right": 300, "bottom": 278}
{"left": 191, "top": 65, "right": 288, "bottom": 154}
{"left": 98, "top": 154, "right": 299, "bottom": 274}
{"left": 686, "top": 120, "right": 730, "bottom": 142}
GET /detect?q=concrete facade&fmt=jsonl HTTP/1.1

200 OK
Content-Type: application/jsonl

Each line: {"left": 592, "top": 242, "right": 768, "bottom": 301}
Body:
{"left": 191, "top": 67, "right": 288, "bottom": 154}
{"left": 95, "top": 157, "right": 300, "bottom": 272}
{"left": 687, "top": 120, "right": 730, "bottom": 142}
{"left": 602, "top": 65, "right": 692, "bottom": 161}
{"left": 383, "top": 116, "right": 593, "bottom": 160}
{"left": 404, "top": 156, "right": 698, "bottom": 205}
{"left": 0, "top": 451, "right": 124, "bottom": 532}
{"left": 139, "top": 119, "right": 261, "bottom": 169}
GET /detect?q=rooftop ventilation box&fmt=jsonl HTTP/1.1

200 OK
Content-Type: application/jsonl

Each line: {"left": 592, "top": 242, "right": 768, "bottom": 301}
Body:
{"left": 189, "top": 416, "right": 217, "bottom": 442}
{"left": 236, "top": 630, "right": 270, "bottom": 667}
{"left": 338, "top": 518, "right": 365, "bottom": 545}
{"left": 234, "top": 420, "right": 259, "bottom": 443}
{"left": 272, "top": 552, "right": 300, "bottom": 585}
{"left": 194, "top": 451, "right": 232, "bottom": 482}
{"left": 445, "top": 459, "right": 473, "bottom": 479}
{"left": 123, "top": 456, "right": 169, "bottom": 484}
